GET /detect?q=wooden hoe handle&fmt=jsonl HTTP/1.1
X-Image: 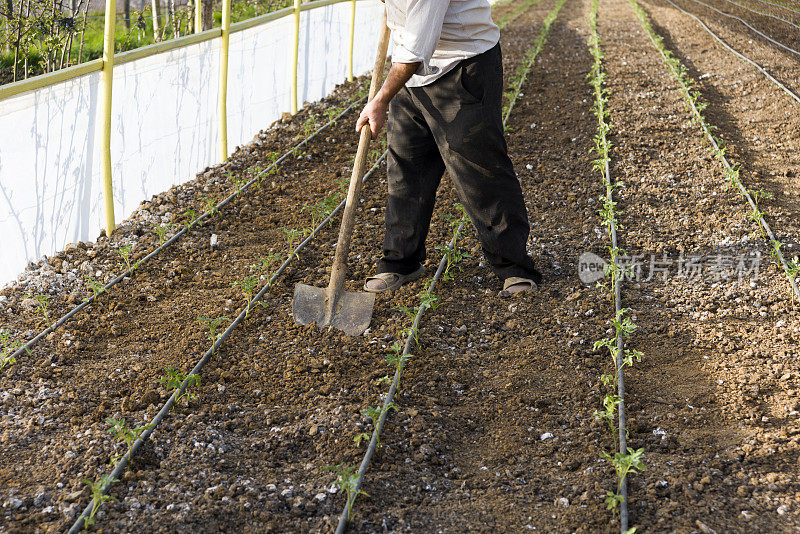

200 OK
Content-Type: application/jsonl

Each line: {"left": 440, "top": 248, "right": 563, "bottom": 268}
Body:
{"left": 326, "top": 16, "right": 391, "bottom": 297}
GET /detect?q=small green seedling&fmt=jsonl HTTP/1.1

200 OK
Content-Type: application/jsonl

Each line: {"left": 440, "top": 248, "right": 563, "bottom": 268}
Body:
{"left": 398, "top": 325, "right": 418, "bottom": 346}
{"left": 153, "top": 223, "right": 174, "bottom": 248}
{"left": 159, "top": 366, "right": 183, "bottom": 390}
{"left": 436, "top": 212, "right": 471, "bottom": 281}
{"left": 251, "top": 253, "right": 283, "bottom": 279}
{"left": 25, "top": 293, "right": 52, "bottom": 328}
{"left": 303, "top": 114, "right": 318, "bottom": 137}
{"left": 325, "top": 463, "right": 368, "bottom": 519}
{"left": 202, "top": 196, "right": 219, "bottom": 218}
{"left": 362, "top": 405, "right": 382, "bottom": 424}
{"left": 362, "top": 402, "right": 396, "bottom": 429}
{"left": 116, "top": 244, "right": 135, "bottom": 273}
{"left": 384, "top": 341, "right": 411, "bottom": 371}
{"left": 225, "top": 170, "right": 248, "bottom": 189}
{"left": 261, "top": 159, "right": 278, "bottom": 180}
{"left": 353, "top": 432, "right": 371, "bottom": 447}
{"left": 334, "top": 173, "right": 351, "bottom": 197}
{"left": 360, "top": 403, "right": 399, "bottom": 447}
{"left": 441, "top": 204, "right": 466, "bottom": 233}
{"left": 394, "top": 304, "right": 419, "bottom": 322}
{"left": 418, "top": 283, "right": 440, "bottom": 313}
{"left": 323, "top": 107, "right": 340, "bottom": 124}
{"left": 323, "top": 194, "right": 340, "bottom": 216}
{"left": 593, "top": 392, "right": 621, "bottom": 438}
{"left": 106, "top": 417, "right": 154, "bottom": 463}
{"left": 280, "top": 227, "right": 304, "bottom": 256}
{"left": 248, "top": 165, "right": 266, "bottom": 188}
{"left": 788, "top": 255, "right": 799, "bottom": 282}
{"left": 303, "top": 196, "right": 337, "bottom": 232}
{"left": 81, "top": 474, "right": 118, "bottom": 529}
{"left": 198, "top": 316, "right": 229, "bottom": 354}
{"left": 233, "top": 174, "right": 248, "bottom": 191}
{"left": 84, "top": 274, "right": 107, "bottom": 302}
{"left": 159, "top": 366, "right": 201, "bottom": 406}
{"left": 184, "top": 208, "right": 200, "bottom": 228}
{"left": 231, "top": 275, "right": 260, "bottom": 316}
{"left": 602, "top": 447, "right": 646, "bottom": 511}
{"left": 0, "top": 329, "right": 27, "bottom": 371}
{"left": 442, "top": 246, "right": 471, "bottom": 281}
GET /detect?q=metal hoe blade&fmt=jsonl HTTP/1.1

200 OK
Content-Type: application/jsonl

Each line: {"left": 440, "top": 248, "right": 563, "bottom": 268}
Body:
{"left": 293, "top": 284, "right": 376, "bottom": 336}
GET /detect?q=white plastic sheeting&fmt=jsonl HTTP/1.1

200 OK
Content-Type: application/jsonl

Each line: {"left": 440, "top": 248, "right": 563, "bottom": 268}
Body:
{"left": 111, "top": 37, "right": 220, "bottom": 218}
{"left": 0, "top": 0, "right": 385, "bottom": 285}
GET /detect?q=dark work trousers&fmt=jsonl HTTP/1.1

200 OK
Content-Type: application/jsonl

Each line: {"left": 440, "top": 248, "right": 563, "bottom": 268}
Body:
{"left": 377, "top": 42, "right": 542, "bottom": 284}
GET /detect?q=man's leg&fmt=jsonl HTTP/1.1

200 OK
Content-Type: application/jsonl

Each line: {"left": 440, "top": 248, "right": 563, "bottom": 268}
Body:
{"left": 377, "top": 86, "right": 446, "bottom": 277}
{"left": 411, "top": 44, "right": 542, "bottom": 284}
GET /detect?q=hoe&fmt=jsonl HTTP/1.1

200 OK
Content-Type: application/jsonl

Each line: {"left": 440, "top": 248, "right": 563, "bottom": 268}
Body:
{"left": 292, "top": 17, "right": 391, "bottom": 336}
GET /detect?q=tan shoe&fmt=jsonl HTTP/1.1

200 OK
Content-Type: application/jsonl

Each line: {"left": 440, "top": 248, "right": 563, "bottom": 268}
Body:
{"left": 364, "top": 265, "right": 425, "bottom": 294}
{"left": 499, "top": 276, "right": 538, "bottom": 297}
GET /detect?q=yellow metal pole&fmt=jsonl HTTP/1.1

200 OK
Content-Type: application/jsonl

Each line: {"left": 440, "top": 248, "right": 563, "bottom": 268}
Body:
{"left": 290, "top": 0, "right": 300, "bottom": 114}
{"left": 347, "top": 0, "right": 355, "bottom": 82}
{"left": 100, "top": 0, "right": 117, "bottom": 235}
{"left": 194, "top": 0, "right": 202, "bottom": 33}
{"left": 218, "top": 0, "right": 231, "bottom": 161}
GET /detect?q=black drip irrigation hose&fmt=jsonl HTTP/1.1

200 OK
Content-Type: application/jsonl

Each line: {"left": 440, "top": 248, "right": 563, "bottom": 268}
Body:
{"left": 5, "top": 94, "right": 366, "bottom": 370}
{"left": 720, "top": 0, "right": 800, "bottom": 30}
{"left": 588, "top": 1, "right": 629, "bottom": 528}
{"left": 662, "top": 0, "right": 800, "bottom": 104}
{"left": 614, "top": 259, "right": 629, "bottom": 534}
{"left": 333, "top": 0, "right": 566, "bottom": 529}
{"left": 608, "top": 168, "right": 629, "bottom": 532}
{"left": 676, "top": 0, "right": 800, "bottom": 59}
{"left": 603, "top": 77, "right": 629, "bottom": 534}
{"left": 334, "top": 219, "right": 465, "bottom": 534}
{"left": 67, "top": 151, "right": 388, "bottom": 534}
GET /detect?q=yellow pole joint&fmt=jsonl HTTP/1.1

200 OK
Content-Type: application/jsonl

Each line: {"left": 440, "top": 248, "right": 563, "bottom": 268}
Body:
{"left": 347, "top": 0, "right": 355, "bottom": 82}
{"left": 291, "top": 0, "right": 300, "bottom": 114}
{"left": 100, "top": 0, "right": 117, "bottom": 236}
{"left": 218, "top": 0, "right": 231, "bottom": 161}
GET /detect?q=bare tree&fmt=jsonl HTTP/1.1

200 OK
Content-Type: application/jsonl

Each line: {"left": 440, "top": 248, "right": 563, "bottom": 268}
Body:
{"left": 12, "top": 0, "right": 25, "bottom": 81}
{"left": 150, "top": 0, "right": 160, "bottom": 40}
{"left": 3, "top": 0, "right": 15, "bottom": 53}
{"left": 201, "top": 0, "right": 211, "bottom": 30}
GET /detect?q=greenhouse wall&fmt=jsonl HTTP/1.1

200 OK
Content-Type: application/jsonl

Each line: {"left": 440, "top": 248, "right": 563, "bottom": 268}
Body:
{"left": 0, "top": 0, "right": 385, "bottom": 286}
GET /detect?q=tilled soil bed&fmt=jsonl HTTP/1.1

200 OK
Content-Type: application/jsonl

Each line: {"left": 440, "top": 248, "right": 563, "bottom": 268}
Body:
{"left": 644, "top": 0, "right": 800, "bottom": 245}
{"left": 2, "top": 0, "right": 800, "bottom": 532}
{"left": 600, "top": 0, "right": 800, "bottom": 530}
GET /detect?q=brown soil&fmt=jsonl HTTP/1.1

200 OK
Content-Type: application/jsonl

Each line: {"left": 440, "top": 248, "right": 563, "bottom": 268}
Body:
{"left": 1, "top": 0, "right": 800, "bottom": 532}
{"left": 640, "top": 0, "right": 800, "bottom": 254}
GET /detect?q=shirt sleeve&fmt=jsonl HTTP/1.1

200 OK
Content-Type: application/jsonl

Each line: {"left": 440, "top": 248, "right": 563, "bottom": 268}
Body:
{"left": 391, "top": 0, "right": 450, "bottom": 76}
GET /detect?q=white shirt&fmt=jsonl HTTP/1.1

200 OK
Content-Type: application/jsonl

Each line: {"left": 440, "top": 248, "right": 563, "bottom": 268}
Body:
{"left": 386, "top": 0, "right": 500, "bottom": 87}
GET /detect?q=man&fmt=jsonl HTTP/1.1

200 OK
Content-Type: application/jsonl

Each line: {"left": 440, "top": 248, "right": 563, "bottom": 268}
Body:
{"left": 356, "top": 0, "right": 542, "bottom": 296}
